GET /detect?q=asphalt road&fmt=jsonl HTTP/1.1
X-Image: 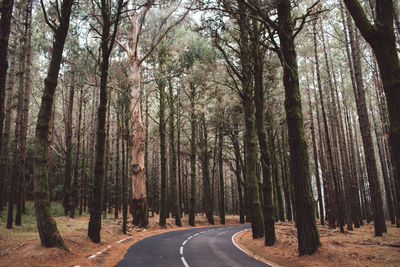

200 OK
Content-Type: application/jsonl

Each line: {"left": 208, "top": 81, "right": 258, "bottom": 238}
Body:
{"left": 116, "top": 224, "right": 270, "bottom": 267}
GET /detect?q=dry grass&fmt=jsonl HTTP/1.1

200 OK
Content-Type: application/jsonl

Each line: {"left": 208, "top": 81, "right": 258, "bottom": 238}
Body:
{"left": 235, "top": 221, "right": 400, "bottom": 267}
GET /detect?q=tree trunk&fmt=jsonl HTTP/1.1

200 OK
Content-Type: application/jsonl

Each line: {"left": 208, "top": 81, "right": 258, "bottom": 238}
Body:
{"left": 218, "top": 125, "right": 225, "bottom": 225}
{"left": 0, "top": 37, "right": 15, "bottom": 214}
{"left": 344, "top": 0, "right": 400, "bottom": 231}
{"left": 277, "top": 0, "right": 320, "bottom": 255}
{"left": 63, "top": 83, "right": 74, "bottom": 217}
{"left": 200, "top": 115, "right": 214, "bottom": 224}
{"left": 122, "top": 125, "right": 128, "bottom": 234}
{"left": 115, "top": 98, "right": 121, "bottom": 219}
{"left": 88, "top": 0, "right": 123, "bottom": 241}
{"left": 71, "top": 87, "right": 83, "bottom": 218}
{"left": 306, "top": 73, "right": 324, "bottom": 225}
{"left": 250, "top": 17, "right": 274, "bottom": 244}
{"left": 159, "top": 53, "right": 167, "bottom": 228}
{"left": 313, "top": 21, "right": 344, "bottom": 231}
{"left": 280, "top": 129, "right": 292, "bottom": 222}
{"left": 129, "top": 60, "right": 148, "bottom": 228}
{"left": 80, "top": 101, "right": 87, "bottom": 216}
{"left": 270, "top": 130, "right": 284, "bottom": 222}
{"left": 0, "top": 0, "right": 15, "bottom": 155}
{"left": 188, "top": 83, "right": 197, "bottom": 227}
{"left": 346, "top": 11, "right": 387, "bottom": 235}
{"left": 237, "top": 2, "right": 264, "bottom": 238}
{"left": 33, "top": 0, "right": 73, "bottom": 249}
{"left": 232, "top": 120, "right": 245, "bottom": 224}
{"left": 9, "top": 1, "right": 30, "bottom": 228}
{"left": 103, "top": 95, "right": 111, "bottom": 217}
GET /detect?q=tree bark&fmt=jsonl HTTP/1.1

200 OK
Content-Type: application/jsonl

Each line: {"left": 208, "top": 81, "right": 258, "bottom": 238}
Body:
{"left": 250, "top": 17, "right": 274, "bottom": 244}
{"left": 345, "top": 10, "right": 387, "bottom": 235}
{"left": 344, "top": 0, "right": 400, "bottom": 231}
{"left": 33, "top": 0, "right": 73, "bottom": 249}
{"left": 277, "top": 0, "right": 320, "bottom": 254}
{"left": 200, "top": 114, "right": 214, "bottom": 224}
{"left": 231, "top": 120, "right": 245, "bottom": 224}
{"left": 188, "top": 83, "right": 197, "bottom": 227}
{"left": 218, "top": 124, "right": 225, "bottom": 225}
{"left": 158, "top": 50, "right": 167, "bottom": 228}
{"left": 88, "top": 0, "right": 123, "bottom": 242}
{"left": 71, "top": 87, "right": 83, "bottom": 218}
{"left": 0, "top": 37, "right": 15, "bottom": 214}
{"left": 306, "top": 72, "right": 324, "bottom": 225}
{"left": 63, "top": 83, "right": 74, "bottom": 217}
{"left": 0, "top": 0, "right": 14, "bottom": 155}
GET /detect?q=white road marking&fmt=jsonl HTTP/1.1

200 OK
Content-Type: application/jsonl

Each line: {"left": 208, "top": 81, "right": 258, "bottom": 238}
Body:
{"left": 232, "top": 228, "right": 271, "bottom": 266}
{"left": 231, "top": 228, "right": 250, "bottom": 255}
{"left": 181, "top": 256, "right": 189, "bottom": 267}
{"left": 180, "top": 246, "right": 183, "bottom": 255}
{"left": 182, "top": 240, "right": 187, "bottom": 246}
{"left": 88, "top": 244, "right": 113, "bottom": 260}
{"left": 116, "top": 236, "right": 132, "bottom": 243}
{"left": 193, "top": 233, "right": 199, "bottom": 236}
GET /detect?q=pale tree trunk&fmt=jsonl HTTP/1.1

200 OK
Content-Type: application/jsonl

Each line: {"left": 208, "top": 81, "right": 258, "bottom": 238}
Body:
{"left": 306, "top": 71, "right": 324, "bottom": 226}
{"left": 129, "top": 60, "right": 148, "bottom": 227}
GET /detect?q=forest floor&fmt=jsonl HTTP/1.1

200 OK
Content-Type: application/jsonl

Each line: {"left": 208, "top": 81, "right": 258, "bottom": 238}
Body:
{"left": 0, "top": 202, "right": 240, "bottom": 267}
{"left": 235, "top": 221, "right": 400, "bottom": 267}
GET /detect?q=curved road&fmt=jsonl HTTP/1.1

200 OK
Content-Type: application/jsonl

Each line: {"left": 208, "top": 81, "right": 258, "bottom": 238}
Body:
{"left": 116, "top": 224, "right": 270, "bottom": 267}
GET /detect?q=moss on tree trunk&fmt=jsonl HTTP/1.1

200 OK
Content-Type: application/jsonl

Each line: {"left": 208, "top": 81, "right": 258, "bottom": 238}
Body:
{"left": 33, "top": 0, "right": 73, "bottom": 249}
{"left": 277, "top": 0, "right": 320, "bottom": 255}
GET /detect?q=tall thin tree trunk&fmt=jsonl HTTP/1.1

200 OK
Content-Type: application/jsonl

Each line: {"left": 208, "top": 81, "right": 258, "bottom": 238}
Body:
{"left": 346, "top": 12, "right": 387, "bottom": 235}
{"left": 200, "top": 115, "right": 214, "bottom": 224}
{"left": 122, "top": 123, "right": 128, "bottom": 234}
{"left": 218, "top": 125, "right": 225, "bottom": 225}
{"left": 344, "top": 0, "right": 400, "bottom": 230}
{"left": 159, "top": 52, "right": 167, "bottom": 228}
{"left": 103, "top": 95, "right": 111, "bottom": 217}
{"left": 188, "top": 83, "right": 197, "bottom": 227}
{"left": 0, "top": 37, "right": 15, "bottom": 214}
{"left": 72, "top": 87, "right": 83, "bottom": 218}
{"left": 115, "top": 100, "right": 120, "bottom": 219}
{"left": 238, "top": 2, "right": 264, "bottom": 238}
{"left": 63, "top": 82, "right": 74, "bottom": 217}
{"left": 9, "top": 2, "right": 29, "bottom": 227}
{"left": 88, "top": 0, "right": 123, "bottom": 242}
{"left": 33, "top": 0, "right": 73, "bottom": 249}
{"left": 277, "top": 0, "right": 320, "bottom": 254}
{"left": 232, "top": 120, "right": 245, "bottom": 224}
{"left": 306, "top": 71, "right": 324, "bottom": 225}
{"left": 313, "top": 21, "right": 344, "bottom": 232}
{"left": 0, "top": 0, "right": 15, "bottom": 155}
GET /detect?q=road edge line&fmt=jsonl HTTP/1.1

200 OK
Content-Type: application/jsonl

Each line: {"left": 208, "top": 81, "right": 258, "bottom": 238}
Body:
{"left": 231, "top": 228, "right": 277, "bottom": 267}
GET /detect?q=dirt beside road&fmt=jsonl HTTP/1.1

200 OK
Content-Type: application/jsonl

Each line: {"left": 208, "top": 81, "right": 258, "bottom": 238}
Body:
{"left": 235, "top": 221, "right": 400, "bottom": 267}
